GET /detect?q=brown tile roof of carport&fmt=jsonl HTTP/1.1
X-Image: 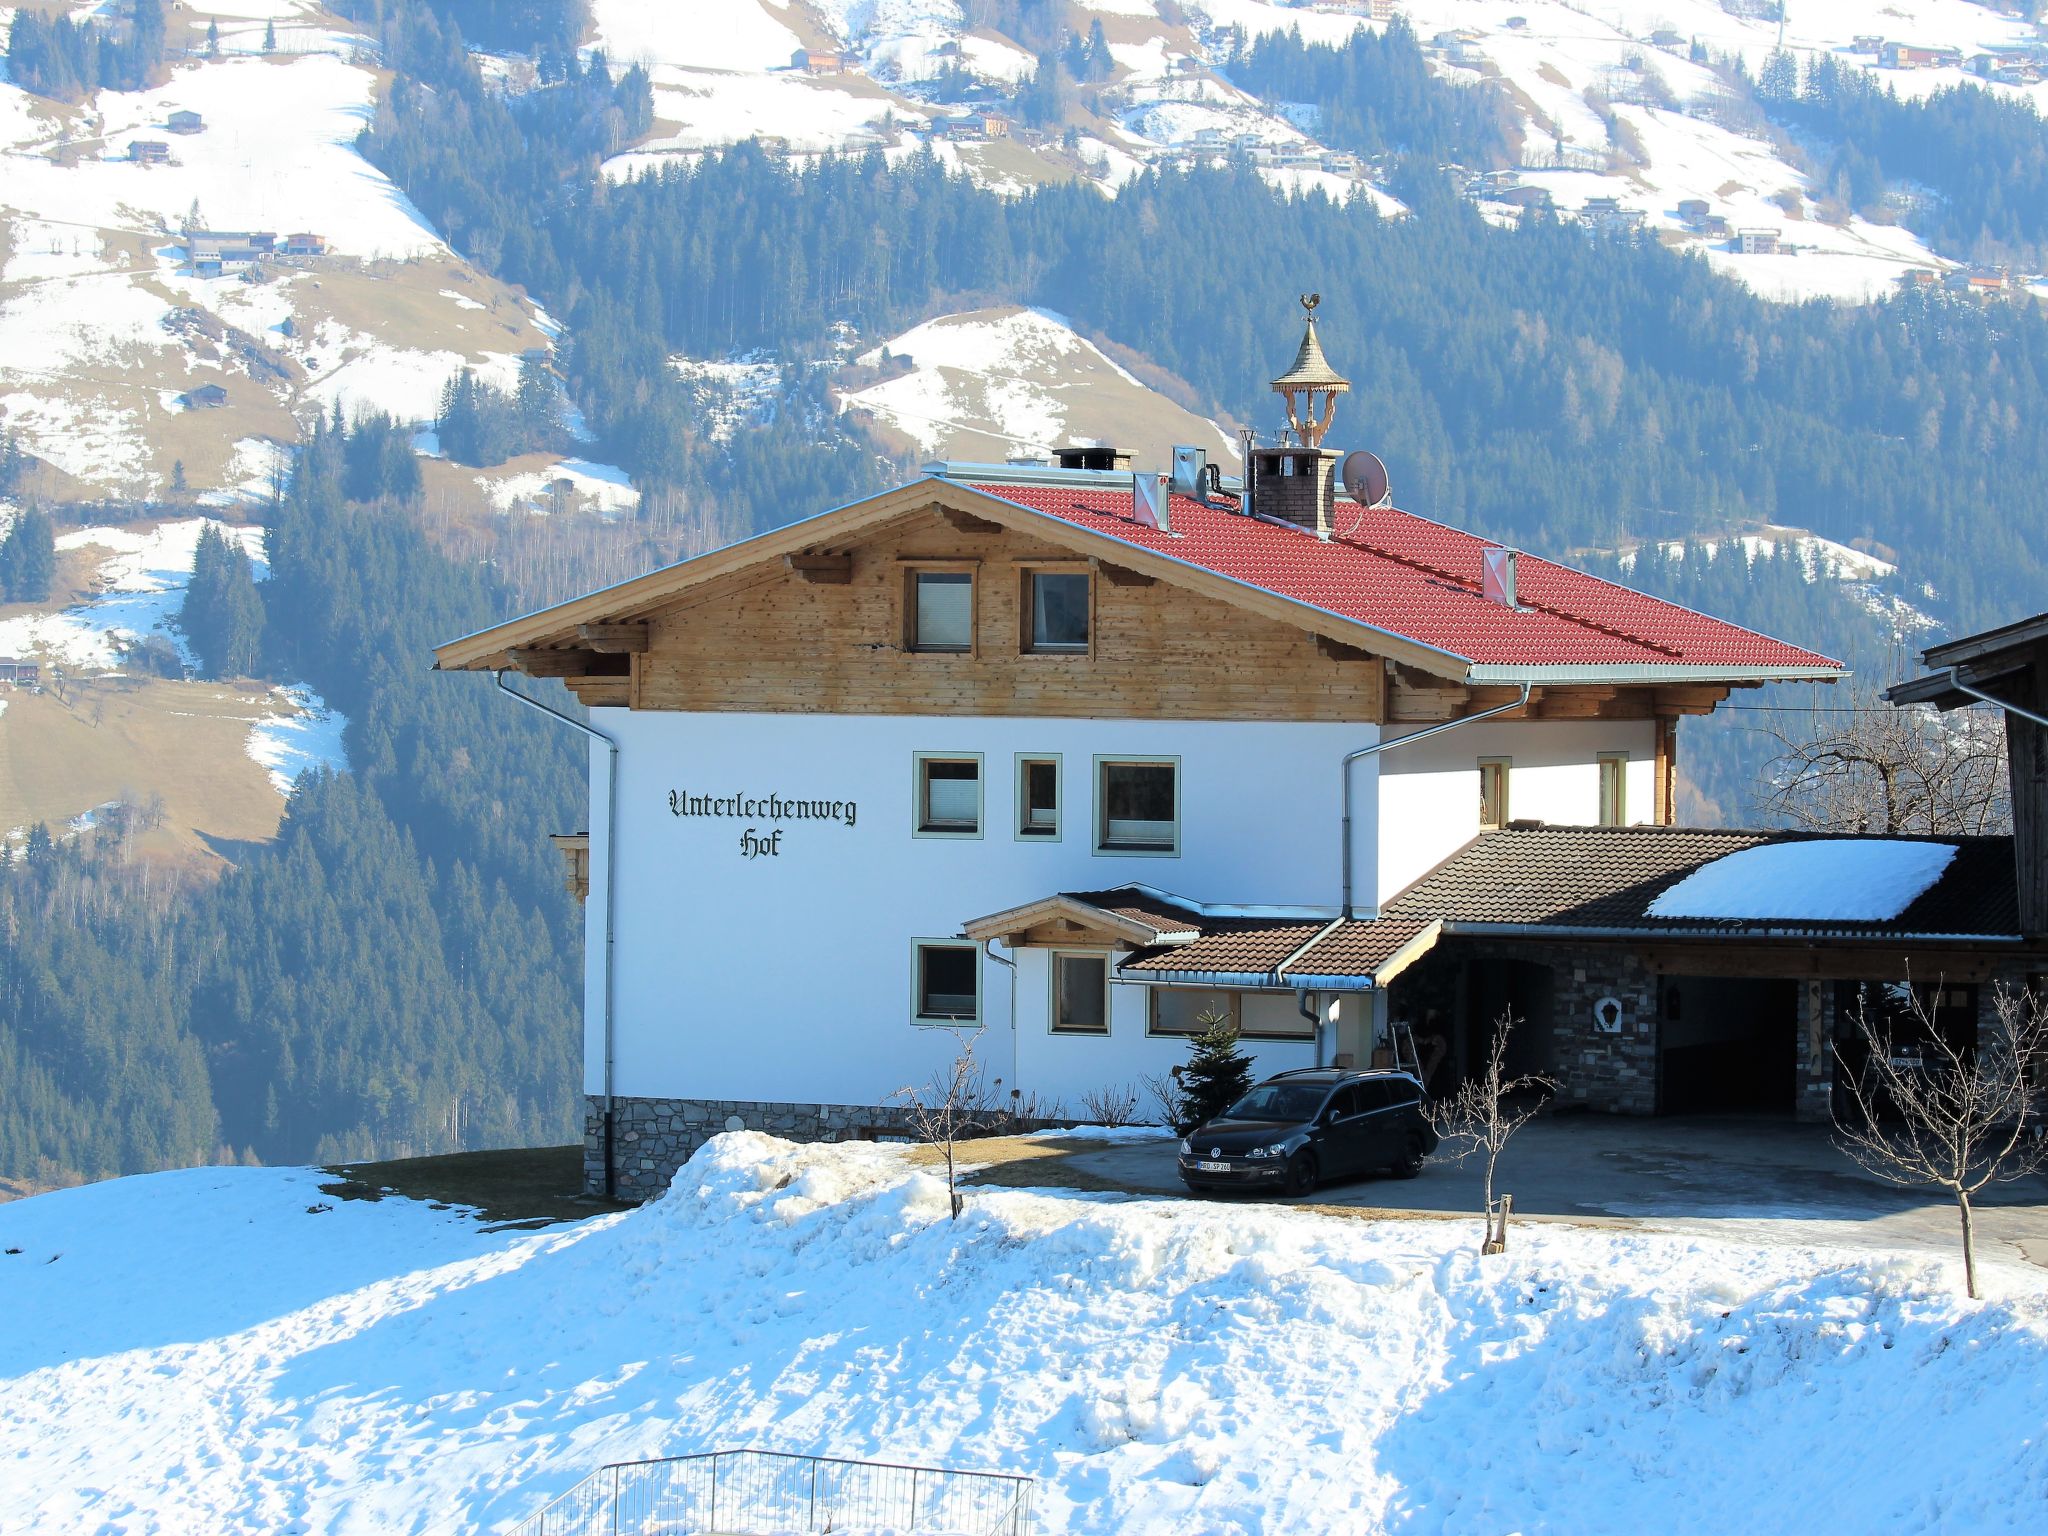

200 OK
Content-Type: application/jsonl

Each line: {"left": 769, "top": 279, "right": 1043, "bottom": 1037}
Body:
{"left": 1119, "top": 919, "right": 1334, "bottom": 978}
{"left": 1380, "top": 825, "right": 2022, "bottom": 938}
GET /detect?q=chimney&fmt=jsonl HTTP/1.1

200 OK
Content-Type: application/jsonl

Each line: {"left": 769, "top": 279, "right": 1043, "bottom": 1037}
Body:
{"left": 1482, "top": 546, "right": 1518, "bottom": 608}
{"left": 1252, "top": 294, "right": 1352, "bottom": 537}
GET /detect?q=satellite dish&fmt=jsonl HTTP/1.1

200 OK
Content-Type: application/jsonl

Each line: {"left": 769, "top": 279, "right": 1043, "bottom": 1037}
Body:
{"left": 1341, "top": 449, "right": 1391, "bottom": 509}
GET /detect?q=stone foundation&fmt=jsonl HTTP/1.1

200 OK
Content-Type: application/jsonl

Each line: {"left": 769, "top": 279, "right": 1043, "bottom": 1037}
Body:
{"left": 584, "top": 1096, "right": 927, "bottom": 1202}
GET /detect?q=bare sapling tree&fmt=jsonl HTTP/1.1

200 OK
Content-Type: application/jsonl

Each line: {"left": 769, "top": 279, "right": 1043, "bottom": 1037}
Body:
{"left": 1834, "top": 984, "right": 2048, "bottom": 1299}
{"left": 890, "top": 1029, "right": 996, "bottom": 1221}
{"left": 1428, "top": 1012, "right": 1555, "bottom": 1256}
{"left": 1078, "top": 1082, "right": 1144, "bottom": 1126}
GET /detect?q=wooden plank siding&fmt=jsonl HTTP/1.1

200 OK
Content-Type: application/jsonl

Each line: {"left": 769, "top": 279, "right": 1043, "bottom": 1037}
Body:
{"left": 628, "top": 509, "right": 1389, "bottom": 722}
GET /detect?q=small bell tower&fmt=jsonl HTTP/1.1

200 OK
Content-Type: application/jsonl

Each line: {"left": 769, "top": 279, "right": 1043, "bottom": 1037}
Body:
{"left": 1250, "top": 294, "right": 1352, "bottom": 537}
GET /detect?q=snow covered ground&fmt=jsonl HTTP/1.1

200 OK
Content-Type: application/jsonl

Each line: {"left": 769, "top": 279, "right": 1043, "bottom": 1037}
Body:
{"left": 0, "top": 515, "right": 348, "bottom": 827}
{"left": 0, "top": 517, "right": 266, "bottom": 673}
{"left": 2, "top": 1133, "right": 2044, "bottom": 1534}
{"left": 840, "top": 306, "right": 1239, "bottom": 465}
{"left": 0, "top": 7, "right": 551, "bottom": 497}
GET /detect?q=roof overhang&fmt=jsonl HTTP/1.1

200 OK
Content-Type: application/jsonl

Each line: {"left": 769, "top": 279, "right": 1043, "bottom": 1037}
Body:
{"left": 1917, "top": 611, "right": 2048, "bottom": 672}
{"left": 435, "top": 476, "right": 1479, "bottom": 682}
{"left": 960, "top": 893, "right": 1201, "bottom": 948}
{"left": 1464, "top": 662, "right": 1847, "bottom": 686}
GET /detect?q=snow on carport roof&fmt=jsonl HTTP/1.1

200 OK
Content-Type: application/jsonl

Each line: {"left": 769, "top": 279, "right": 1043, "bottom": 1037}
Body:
{"left": 1647, "top": 840, "right": 1961, "bottom": 924}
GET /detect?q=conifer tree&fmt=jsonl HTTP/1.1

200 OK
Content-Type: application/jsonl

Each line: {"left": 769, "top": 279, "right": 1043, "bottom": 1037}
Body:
{"left": 1171, "top": 1014, "right": 1255, "bottom": 1131}
{"left": 0, "top": 505, "right": 56, "bottom": 603}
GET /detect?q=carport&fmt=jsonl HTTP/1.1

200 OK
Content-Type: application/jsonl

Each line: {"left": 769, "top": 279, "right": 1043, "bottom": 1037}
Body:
{"left": 1370, "top": 825, "right": 2042, "bottom": 1122}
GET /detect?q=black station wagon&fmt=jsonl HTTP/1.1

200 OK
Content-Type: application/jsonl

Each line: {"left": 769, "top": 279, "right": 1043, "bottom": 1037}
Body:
{"left": 1177, "top": 1068, "right": 1436, "bottom": 1197}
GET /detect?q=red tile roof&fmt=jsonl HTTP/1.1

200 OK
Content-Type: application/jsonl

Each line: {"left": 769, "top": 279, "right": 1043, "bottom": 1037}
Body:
{"left": 977, "top": 482, "right": 1842, "bottom": 676}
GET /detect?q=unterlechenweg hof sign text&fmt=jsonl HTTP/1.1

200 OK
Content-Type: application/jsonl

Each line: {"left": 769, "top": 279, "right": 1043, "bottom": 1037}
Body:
{"left": 668, "top": 789, "right": 857, "bottom": 858}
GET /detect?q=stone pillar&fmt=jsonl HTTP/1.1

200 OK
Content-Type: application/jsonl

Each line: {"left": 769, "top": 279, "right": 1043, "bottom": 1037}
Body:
{"left": 1795, "top": 978, "right": 1835, "bottom": 1123}
{"left": 1548, "top": 949, "right": 1658, "bottom": 1115}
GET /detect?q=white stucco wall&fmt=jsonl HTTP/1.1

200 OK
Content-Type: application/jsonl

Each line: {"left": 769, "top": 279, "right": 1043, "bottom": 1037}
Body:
{"left": 1373, "top": 720, "right": 1659, "bottom": 903}
{"left": 587, "top": 710, "right": 1379, "bottom": 1105}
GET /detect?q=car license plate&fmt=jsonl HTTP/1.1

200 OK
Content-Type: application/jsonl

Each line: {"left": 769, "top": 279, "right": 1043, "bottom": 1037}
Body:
{"left": 1196, "top": 1160, "right": 1231, "bottom": 1172}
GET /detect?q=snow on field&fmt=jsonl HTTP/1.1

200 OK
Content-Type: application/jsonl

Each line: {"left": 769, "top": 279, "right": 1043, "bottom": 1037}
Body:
{"left": 592, "top": 0, "right": 804, "bottom": 75}
{"left": 302, "top": 318, "right": 521, "bottom": 424}
{"left": 1625, "top": 527, "right": 1897, "bottom": 583}
{"left": 842, "top": 306, "right": 1236, "bottom": 463}
{"left": 244, "top": 684, "right": 349, "bottom": 796}
{"left": 3, "top": 1134, "right": 2046, "bottom": 1534}
{"left": 0, "top": 517, "right": 265, "bottom": 672}
{"left": 0, "top": 54, "right": 442, "bottom": 260}
{"left": 479, "top": 456, "right": 641, "bottom": 517}
{"left": 1650, "top": 839, "right": 1960, "bottom": 923}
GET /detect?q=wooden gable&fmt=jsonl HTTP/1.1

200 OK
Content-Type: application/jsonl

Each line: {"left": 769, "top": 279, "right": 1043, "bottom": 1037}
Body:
{"left": 630, "top": 504, "right": 1389, "bottom": 722}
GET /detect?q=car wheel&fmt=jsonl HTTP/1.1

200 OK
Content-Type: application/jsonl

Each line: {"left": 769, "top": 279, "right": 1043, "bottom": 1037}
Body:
{"left": 1282, "top": 1150, "right": 1319, "bottom": 1198}
{"left": 1390, "top": 1132, "right": 1427, "bottom": 1180}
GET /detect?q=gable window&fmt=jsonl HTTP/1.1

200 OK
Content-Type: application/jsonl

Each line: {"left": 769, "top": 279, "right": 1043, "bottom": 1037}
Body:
{"left": 1017, "top": 754, "right": 1060, "bottom": 839}
{"left": 1025, "top": 568, "right": 1091, "bottom": 653}
{"left": 1051, "top": 952, "right": 1110, "bottom": 1034}
{"left": 1479, "top": 757, "right": 1511, "bottom": 829}
{"left": 914, "top": 753, "right": 983, "bottom": 837}
{"left": 913, "top": 941, "right": 980, "bottom": 1024}
{"left": 1095, "top": 757, "right": 1179, "bottom": 855}
{"left": 908, "top": 569, "right": 973, "bottom": 652}
{"left": 1598, "top": 753, "right": 1628, "bottom": 827}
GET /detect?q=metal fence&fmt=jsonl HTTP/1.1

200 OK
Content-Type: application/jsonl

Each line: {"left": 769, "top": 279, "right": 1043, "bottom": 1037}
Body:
{"left": 509, "top": 1448, "right": 1035, "bottom": 1536}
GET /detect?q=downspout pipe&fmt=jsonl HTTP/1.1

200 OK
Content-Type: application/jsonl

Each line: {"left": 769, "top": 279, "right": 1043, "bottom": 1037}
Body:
{"left": 980, "top": 938, "right": 1019, "bottom": 1114}
{"left": 1942, "top": 667, "right": 2048, "bottom": 731}
{"left": 1340, "top": 683, "right": 1533, "bottom": 917}
{"left": 496, "top": 670, "right": 622, "bottom": 1202}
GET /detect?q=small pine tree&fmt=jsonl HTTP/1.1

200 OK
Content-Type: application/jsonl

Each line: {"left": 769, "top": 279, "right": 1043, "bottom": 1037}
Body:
{"left": 1170, "top": 1013, "right": 1255, "bottom": 1131}
{"left": 263, "top": 19, "right": 276, "bottom": 53}
{"left": 0, "top": 505, "right": 58, "bottom": 603}
{"left": 170, "top": 458, "right": 186, "bottom": 494}
{"left": 206, "top": 18, "right": 218, "bottom": 55}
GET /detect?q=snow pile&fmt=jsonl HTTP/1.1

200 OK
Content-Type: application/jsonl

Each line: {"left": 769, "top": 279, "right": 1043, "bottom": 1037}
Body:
{"left": 4, "top": 1134, "right": 2047, "bottom": 1533}
{"left": 1649, "top": 839, "right": 1961, "bottom": 924}
{"left": 244, "top": 685, "right": 349, "bottom": 796}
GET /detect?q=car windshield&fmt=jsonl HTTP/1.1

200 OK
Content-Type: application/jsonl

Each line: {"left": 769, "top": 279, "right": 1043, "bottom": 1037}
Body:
{"left": 1221, "top": 1083, "right": 1329, "bottom": 1123}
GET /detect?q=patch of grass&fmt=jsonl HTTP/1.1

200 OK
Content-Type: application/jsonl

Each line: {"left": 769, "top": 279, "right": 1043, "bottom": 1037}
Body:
{"left": 911, "top": 1134, "right": 1149, "bottom": 1195}
{"left": 322, "top": 1144, "right": 630, "bottom": 1228}
{"left": 0, "top": 676, "right": 296, "bottom": 871}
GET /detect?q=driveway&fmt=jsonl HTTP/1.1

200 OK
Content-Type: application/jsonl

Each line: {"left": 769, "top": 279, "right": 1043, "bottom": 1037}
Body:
{"left": 1046, "top": 1116, "right": 2048, "bottom": 1271}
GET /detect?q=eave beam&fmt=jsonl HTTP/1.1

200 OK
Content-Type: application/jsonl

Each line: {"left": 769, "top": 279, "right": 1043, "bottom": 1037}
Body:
{"left": 577, "top": 623, "right": 649, "bottom": 653}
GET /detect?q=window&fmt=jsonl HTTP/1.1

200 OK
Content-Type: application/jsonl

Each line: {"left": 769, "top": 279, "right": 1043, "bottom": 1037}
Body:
{"left": 1051, "top": 952, "right": 1110, "bottom": 1034}
{"left": 1150, "top": 988, "right": 1239, "bottom": 1036}
{"left": 914, "top": 753, "right": 983, "bottom": 837}
{"left": 1025, "top": 569, "right": 1090, "bottom": 653}
{"left": 1016, "top": 754, "right": 1060, "bottom": 839}
{"left": 1355, "top": 1079, "right": 1397, "bottom": 1111}
{"left": 913, "top": 941, "right": 980, "bottom": 1024}
{"left": 1598, "top": 752, "right": 1628, "bottom": 827}
{"left": 1096, "top": 757, "right": 1179, "bottom": 855}
{"left": 1478, "top": 757, "right": 1511, "bottom": 828}
{"left": 908, "top": 569, "right": 973, "bottom": 652}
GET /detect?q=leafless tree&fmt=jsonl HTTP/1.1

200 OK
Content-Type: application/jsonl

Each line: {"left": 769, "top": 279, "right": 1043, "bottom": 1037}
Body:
{"left": 1833, "top": 984, "right": 2048, "bottom": 1299}
{"left": 891, "top": 1030, "right": 996, "bottom": 1220}
{"left": 1078, "top": 1082, "right": 1144, "bottom": 1127}
{"left": 1428, "top": 1012, "right": 1555, "bottom": 1255}
{"left": 1139, "top": 1071, "right": 1180, "bottom": 1129}
{"left": 1756, "top": 696, "right": 2010, "bottom": 835}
